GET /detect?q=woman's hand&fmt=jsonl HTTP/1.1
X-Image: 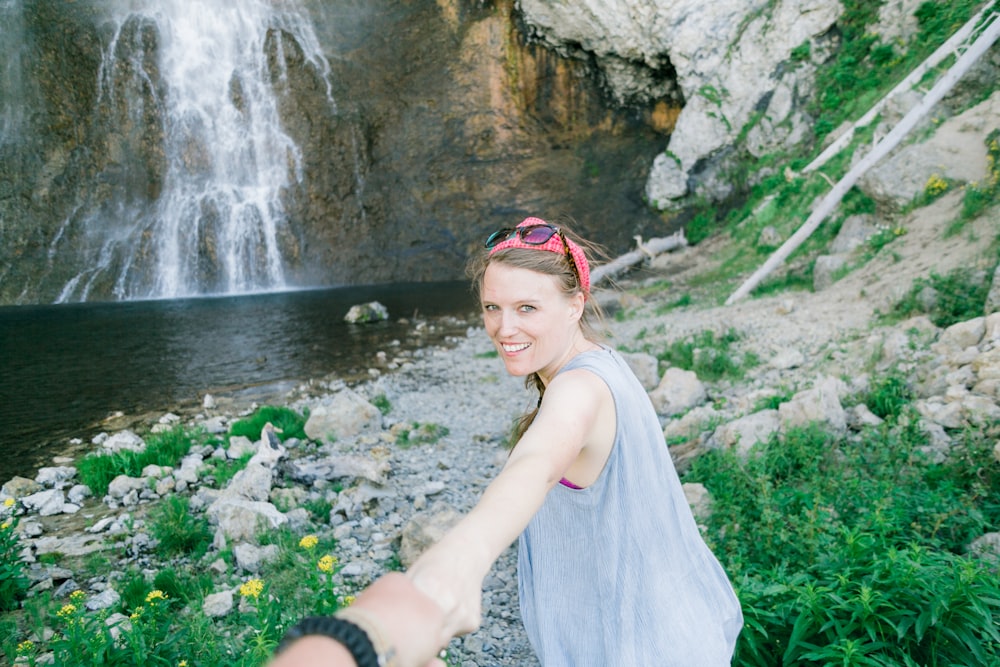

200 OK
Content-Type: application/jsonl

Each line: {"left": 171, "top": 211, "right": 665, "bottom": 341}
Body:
{"left": 406, "top": 534, "right": 489, "bottom": 643}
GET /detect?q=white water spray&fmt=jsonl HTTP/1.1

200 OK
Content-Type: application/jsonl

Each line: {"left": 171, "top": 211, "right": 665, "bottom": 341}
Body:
{"left": 58, "top": 0, "right": 335, "bottom": 301}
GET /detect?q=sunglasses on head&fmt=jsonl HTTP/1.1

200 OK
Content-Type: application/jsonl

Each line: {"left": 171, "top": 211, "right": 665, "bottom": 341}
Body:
{"left": 484, "top": 223, "right": 563, "bottom": 249}
{"left": 484, "top": 223, "right": 583, "bottom": 287}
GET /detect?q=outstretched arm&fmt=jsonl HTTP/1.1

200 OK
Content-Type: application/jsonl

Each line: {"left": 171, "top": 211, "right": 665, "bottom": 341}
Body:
{"left": 405, "top": 368, "right": 611, "bottom": 645}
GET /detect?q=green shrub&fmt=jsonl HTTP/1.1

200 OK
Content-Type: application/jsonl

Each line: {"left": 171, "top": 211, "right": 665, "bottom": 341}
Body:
{"left": 687, "top": 416, "right": 1000, "bottom": 665}
{"left": 148, "top": 495, "right": 212, "bottom": 558}
{"left": 656, "top": 328, "right": 756, "bottom": 382}
{"left": 863, "top": 370, "right": 914, "bottom": 421}
{"left": 230, "top": 405, "right": 308, "bottom": 441}
{"left": 372, "top": 393, "right": 392, "bottom": 415}
{"left": 889, "top": 266, "right": 993, "bottom": 327}
{"left": 0, "top": 515, "right": 29, "bottom": 612}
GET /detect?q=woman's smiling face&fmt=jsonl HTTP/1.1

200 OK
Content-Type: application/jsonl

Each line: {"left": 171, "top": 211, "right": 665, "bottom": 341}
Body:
{"left": 480, "top": 262, "right": 584, "bottom": 384}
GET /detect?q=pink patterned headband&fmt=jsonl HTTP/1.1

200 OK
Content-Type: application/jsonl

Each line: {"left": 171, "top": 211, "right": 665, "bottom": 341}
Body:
{"left": 484, "top": 217, "right": 591, "bottom": 294}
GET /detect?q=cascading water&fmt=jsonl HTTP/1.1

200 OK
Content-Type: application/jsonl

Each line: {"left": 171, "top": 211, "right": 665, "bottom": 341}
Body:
{"left": 55, "top": 0, "right": 336, "bottom": 302}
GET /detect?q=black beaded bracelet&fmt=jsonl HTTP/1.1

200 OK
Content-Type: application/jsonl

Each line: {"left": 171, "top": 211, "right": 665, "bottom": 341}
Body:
{"left": 278, "top": 616, "right": 380, "bottom": 667}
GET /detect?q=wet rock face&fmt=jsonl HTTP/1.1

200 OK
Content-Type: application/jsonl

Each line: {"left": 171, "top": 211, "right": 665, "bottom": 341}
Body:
{"left": 0, "top": 0, "right": 671, "bottom": 304}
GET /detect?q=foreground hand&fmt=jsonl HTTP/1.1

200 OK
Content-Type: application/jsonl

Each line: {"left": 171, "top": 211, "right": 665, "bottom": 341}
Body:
{"left": 269, "top": 572, "right": 447, "bottom": 667}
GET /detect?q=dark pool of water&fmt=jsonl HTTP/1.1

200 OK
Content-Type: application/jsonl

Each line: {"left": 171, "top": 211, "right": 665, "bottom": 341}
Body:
{"left": 0, "top": 282, "right": 479, "bottom": 482}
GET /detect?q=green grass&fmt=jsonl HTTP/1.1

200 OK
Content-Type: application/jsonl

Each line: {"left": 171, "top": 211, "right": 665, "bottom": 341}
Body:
{"left": 230, "top": 405, "right": 308, "bottom": 441}
{"left": 148, "top": 495, "right": 213, "bottom": 558}
{"left": 652, "top": 328, "right": 759, "bottom": 382}
{"left": 886, "top": 263, "right": 997, "bottom": 327}
{"left": 76, "top": 424, "right": 214, "bottom": 496}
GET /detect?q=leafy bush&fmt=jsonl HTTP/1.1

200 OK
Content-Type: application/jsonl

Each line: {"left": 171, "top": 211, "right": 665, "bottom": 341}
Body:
{"left": 888, "top": 266, "right": 994, "bottom": 327}
{"left": 687, "top": 416, "right": 1000, "bottom": 665}
{"left": 862, "top": 370, "right": 913, "bottom": 421}
{"left": 230, "top": 405, "right": 308, "bottom": 441}
{"left": 0, "top": 515, "right": 29, "bottom": 612}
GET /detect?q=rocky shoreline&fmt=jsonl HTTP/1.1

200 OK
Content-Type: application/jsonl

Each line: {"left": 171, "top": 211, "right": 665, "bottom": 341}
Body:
{"left": 3, "top": 205, "right": 1000, "bottom": 665}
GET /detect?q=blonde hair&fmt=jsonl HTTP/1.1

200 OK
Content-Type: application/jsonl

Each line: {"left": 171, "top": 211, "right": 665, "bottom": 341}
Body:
{"left": 466, "top": 218, "right": 607, "bottom": 445}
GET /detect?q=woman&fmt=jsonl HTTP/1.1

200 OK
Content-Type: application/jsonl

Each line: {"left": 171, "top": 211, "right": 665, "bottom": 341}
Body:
{"left": 274, "top": 216, "right": 742, "bottom": 666}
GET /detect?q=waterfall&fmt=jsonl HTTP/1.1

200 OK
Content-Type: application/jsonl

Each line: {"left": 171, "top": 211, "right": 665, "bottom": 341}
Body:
{"left": 56, "top": 0, "right": 335, "bottom": 302}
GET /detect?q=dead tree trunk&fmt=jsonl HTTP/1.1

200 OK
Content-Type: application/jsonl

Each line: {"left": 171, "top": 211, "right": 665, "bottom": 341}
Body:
{"left": 726, "top": 11, "right": 1000, "bottom": 306}
{"left": 591, "top": 230, "right": 687, "bottom": 287}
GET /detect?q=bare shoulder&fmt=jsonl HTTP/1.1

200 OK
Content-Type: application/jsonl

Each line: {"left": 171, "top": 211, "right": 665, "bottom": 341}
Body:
{"left": 541, "top": 366, "right": 613, "bottom": 415}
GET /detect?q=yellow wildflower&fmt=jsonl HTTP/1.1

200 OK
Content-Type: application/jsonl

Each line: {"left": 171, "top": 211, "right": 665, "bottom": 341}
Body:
{"left": 130, "top": 606, "right": 143, "bottom": 621}
{"left": 145, "top": 589, "right": 168, "bottom": 604}
{"left": 16, "top": 640, "right": 34, "bottom": 655}
{"left": 342, "top": 595, "right": 356, "bottom": 606}
{"left": 317, "top": 555, "right": 338, "bottom": 573}
{"left": 240, "top": 578, "right": 264, "bottom": 599}
{"left": 57, "top": 604, "right": 77, "bottom": 619}
{"left": 924, "top": 174, "right": 948, "bottom": 197}
{"left": 3, "top": 497, "right": 14, "bottom": 507}
{"left": 69, "top": 590, "right": 86, "bottom": 603}
{"left": 0, "top": 522, "right": 9, "bottom": 531}
{"left": 299, "top": 534, "right": 319, "bottom": 550}
{"left": 178, "top": 661, "right": 189, "bottom": 667}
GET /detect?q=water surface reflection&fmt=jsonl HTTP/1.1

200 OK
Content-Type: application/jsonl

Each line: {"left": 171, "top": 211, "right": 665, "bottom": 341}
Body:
{"left": 0, "top": 282, "right": 478, "bottom": 480}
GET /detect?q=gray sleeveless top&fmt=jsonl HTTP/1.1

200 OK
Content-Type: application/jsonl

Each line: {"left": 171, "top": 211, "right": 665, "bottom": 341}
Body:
{"left": 517, "top": 347, "right": 743, "bottom": 666}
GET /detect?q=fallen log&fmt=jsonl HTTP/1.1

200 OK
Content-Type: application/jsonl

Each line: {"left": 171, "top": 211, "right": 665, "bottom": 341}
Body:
{"left": 591, "top": 229, "right": 688, "bottom": 286}
{"left": 726, "top": 10, "right": 1000, "bottom": 306}
{"left": 804, "top": 3, "right": 996, "bottom": 174}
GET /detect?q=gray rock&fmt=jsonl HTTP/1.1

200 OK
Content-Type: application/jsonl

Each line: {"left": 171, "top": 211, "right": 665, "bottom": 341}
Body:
{"left": 21, "top": 489, "right": 67, "bottom": 516}
{"left": 707, "top": 410, "right": 781, "bottom": 456}
{"left": 779, "top": 376, "right": 848, "bottom": 433}
{"left": 648, "top": 367, "right": 707, "bottom": 416}
{"left": 304, "top": 388, "right": 382, "bottom": 443}
{"left": 203, "top": 589, "right": 235, "bottom": 618}
{"left": 344, "top": 301, "right": 389, "bottom": 324}
{"left": 35, "top": 466, "right": 77, "bottom": 489}
{"left": 234, "top": 543, "right": 280, "bottom": 572}
{"left": 399, "top": 501, "right": 462, "bottom": 568}
{"left": 101, "top": 430, "right": 146, "bottom": 454}
{"left": 86, "top": 588, "right": 121, "bottom": 611}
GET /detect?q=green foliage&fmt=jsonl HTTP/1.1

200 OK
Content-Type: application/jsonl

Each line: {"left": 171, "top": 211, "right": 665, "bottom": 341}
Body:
{"left": 654, "top": 293, "right": 693, "bottom": 315}
{"left": 302, "top": 497, "right": 334, "bottom": 523}
{"left": 655, "top": 328, "right": 757, "bottom": 382}
{"left": 395, "top": 422, "right": 450, "bottom": 448}
{"left": 36, "top": 587, "right": 186, "bottom": 666}
{"left": 0, "top": 515, "right": 29, "bottom": 612}
{"left": 686, "top": 206, "right": 721, "bottom": 245}
{"left": 120, "top": 570, "right": 153, "bottom": 613}
{"left": 888, "top": 265, "right": 994, "bottom": 327}
{"left": 687, "top": 413, "right": 1000, "bottom": 666}
{"left": 372, "top": 393, "right": 392, "bottom": 415}
{"left": 147, "top": 495, "right": 213, "bottom": 558}
{"left": 952, "top": 129, "right": 1000, "bottom": 234}
{"left": 76, "top": 424, "right": 208, "bottom": 496}
{"left": 230, "top": 405, "right": 308, "bottom": 441}
{"left": 202, "top": 452, "right": 253, "bottom": 488}
{"left": 152, "top": 567, "right": 211, "bottom": 604}
{"left": 862, "top": 370, "right": 914, "bottom": 421}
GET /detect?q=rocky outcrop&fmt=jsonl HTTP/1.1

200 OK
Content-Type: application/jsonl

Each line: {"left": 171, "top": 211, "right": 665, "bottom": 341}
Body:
{"left": 520, "top": 0, "right": 842, "bottom": 207}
